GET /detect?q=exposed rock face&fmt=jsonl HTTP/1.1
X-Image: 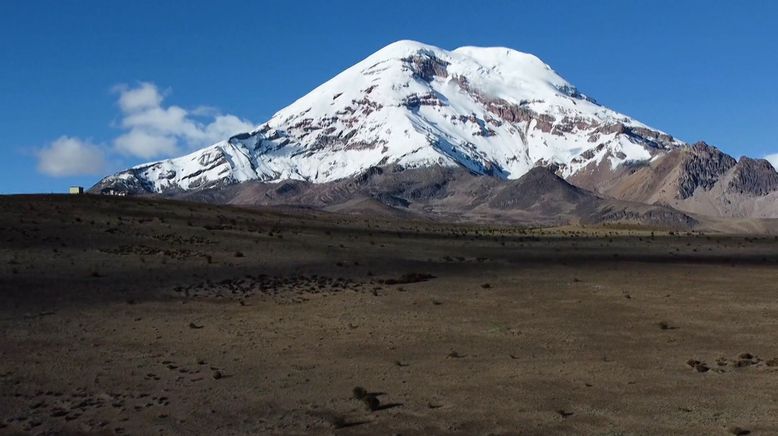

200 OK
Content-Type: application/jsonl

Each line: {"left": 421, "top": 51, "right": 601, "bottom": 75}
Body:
{"left": 402, "top": 53, "right": 449, "bottom": 81}
{"left": 678, "top": 142, "right": 737, "bottom": 198}
{"left": 92, "top": 170, "right": 153, "bottom": 195}
{"left": 483, "top": 98, "right": 556, "bottom": 133}
{"left": 556, "top": 84, "right": 597, "bottom": 103}
{"left": 568, "top": 140, "right": 778, "bottom": 219}
{"left": 727, "top": 157, "right": 778, "bottom": 196}
{"left": 593, "top": 207, "right": 695, "bottom": 228}
{"left": 451, "top": 74, "right": 560, "bottom": 134}
{"left": 401, "top": 92, "right": 444, "bottom": 109}
{"left": 488, "top": 167, "right": 587, "bottom": 210}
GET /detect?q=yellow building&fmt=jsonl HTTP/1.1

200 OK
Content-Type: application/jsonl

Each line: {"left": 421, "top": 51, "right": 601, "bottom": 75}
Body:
{"left": 68, "top": 186, "right": 84, "bottom": 194}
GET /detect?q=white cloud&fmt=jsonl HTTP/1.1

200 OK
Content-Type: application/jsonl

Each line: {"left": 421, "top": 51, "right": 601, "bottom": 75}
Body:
{"left": 35, "top": 82, "right": 254, "bottom": 178}
{"left": 204, "top": 114, "right": 258, "bottom": 143}
{"left": 36, "top": 136, "right": 107, "bottom": 177}
{"left": 114, "top": 129, "right": 179, "bottom": 159}
{"left": 765, "top": 153, "right": 778, "bottom": 171}
{"left": 115, "top": 82, "right": 164, "bottom": 113}
{"left": 111, "top": 82, "right": 254, "bottom": 159}
{"left": 191, "top": 105, "right": 219, "bottom": 117}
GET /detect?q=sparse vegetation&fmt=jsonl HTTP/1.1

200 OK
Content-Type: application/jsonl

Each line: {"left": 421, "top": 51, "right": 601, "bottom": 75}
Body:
{"left": 1, "top": 195, "right": 776, "bottom": 433}
{"left": 363, "top": 396, "right": 380, "bottom": 411}
{"left": 686, "top": 359, "right": 710, "bottom": 373}
{"left": 382, "top": 272, "right": 435, "bottom": 285}
{"left": 352, "top": 386, "right": 367, "bottom": 400}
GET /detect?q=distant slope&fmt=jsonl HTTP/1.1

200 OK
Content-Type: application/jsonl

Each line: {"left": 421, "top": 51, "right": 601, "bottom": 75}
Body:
{"left": 571, "top": 141, "right": 778, "bottom": 218}
{"left": 180, "top": 166, "right": 697, "bottom": 229}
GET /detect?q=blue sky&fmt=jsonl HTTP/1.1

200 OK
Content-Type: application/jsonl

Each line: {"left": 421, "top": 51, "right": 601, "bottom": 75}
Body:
{"left": 1, "top": 1, "right": 776, "bottom": 193}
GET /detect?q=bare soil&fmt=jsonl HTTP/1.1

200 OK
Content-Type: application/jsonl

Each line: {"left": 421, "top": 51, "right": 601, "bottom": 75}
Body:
{"left": 1, "top": 195, "right": 777, "bottom": 435}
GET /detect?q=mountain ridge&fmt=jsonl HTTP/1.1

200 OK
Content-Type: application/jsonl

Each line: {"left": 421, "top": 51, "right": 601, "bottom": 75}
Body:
{"left": 91, "top": 40, "right": 778, "bottom": 222}
{"left": 93, "top": 40, "right": 681, "bottom": 189}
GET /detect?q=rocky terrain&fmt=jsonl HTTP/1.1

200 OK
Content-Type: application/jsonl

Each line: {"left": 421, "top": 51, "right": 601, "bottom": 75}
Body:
{"left": 2, "top": 194, "right": 778, "bottom": 435}
{"left": 180, "top": 166, "right": 699, "bottom": 229}
{"left": 571, "top": 141, "right": 778, "bottom": 219}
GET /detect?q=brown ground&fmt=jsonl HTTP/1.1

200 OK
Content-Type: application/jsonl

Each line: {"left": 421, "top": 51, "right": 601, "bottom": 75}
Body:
{"left": 1, "top": 195, "right": 777, "bottom": 435}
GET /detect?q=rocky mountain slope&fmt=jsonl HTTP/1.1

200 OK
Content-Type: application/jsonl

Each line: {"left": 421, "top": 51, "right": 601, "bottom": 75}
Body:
{"left": 570, "top": 141, "right": 778, "bottom": 218}
{"left": 179, "top": 166, "right": 697, "bottom": 228}
{"left": 91, "top": 40, "right": 778, "bottom": 221}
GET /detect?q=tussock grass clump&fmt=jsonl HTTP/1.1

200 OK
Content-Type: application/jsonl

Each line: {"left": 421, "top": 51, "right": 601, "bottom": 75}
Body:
{"left": 352, "top": 386, "right": 381, "bottom": 411}
{"left": 686, "top": 359, "right": 709, "bottom": 373}
{"left": 326, "top": 415, "right": 348, "bottom": 429}
{"left": 363, "top": 396, "right": 380, "bottom": 411}
{"left": 728, "top": 426, "right": 751, "bottom": 435}
{"left": 352, "top": 386, "right": 367, "bottom": 400}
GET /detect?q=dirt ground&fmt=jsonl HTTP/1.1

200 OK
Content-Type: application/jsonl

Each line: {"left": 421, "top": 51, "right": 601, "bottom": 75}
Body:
{"left": 1, "top": 194, "right": 777, "bottom": 435}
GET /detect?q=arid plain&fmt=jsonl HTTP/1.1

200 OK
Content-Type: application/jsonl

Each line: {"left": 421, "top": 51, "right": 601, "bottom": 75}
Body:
{"left": 1, "top": 195, "right": 777, "bottom": 435}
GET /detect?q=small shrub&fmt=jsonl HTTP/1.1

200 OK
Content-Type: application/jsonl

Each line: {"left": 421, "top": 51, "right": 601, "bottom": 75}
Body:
{"left": 327, "top": 415, "right": 349, "bottom": 429}
{"left": 686, "top": 359, "right": 709, "bottom": 372}
{"left": 363, "top": 396, "right": 380, "bottom": 411}
{"left": 352, "top": 386, "right": 367, "bottom": 400}
{"left": 728, "top": 426, "right": 751, "bottom": 436}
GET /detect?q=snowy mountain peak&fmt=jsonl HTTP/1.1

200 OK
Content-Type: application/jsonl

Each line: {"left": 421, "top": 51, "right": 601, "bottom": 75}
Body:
{"left": 93, "top": 40, "right": 683, "bottom": 195}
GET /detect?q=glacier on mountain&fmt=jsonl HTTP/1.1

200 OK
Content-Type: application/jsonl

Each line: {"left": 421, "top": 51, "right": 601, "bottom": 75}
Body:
{"left": 94, "top": 40, "right": 683, "bottom": 194}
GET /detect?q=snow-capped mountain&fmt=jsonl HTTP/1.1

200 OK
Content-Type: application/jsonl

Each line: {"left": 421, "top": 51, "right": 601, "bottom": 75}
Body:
{"left": 93, "top": 40, "right": 684, "bottom": 195}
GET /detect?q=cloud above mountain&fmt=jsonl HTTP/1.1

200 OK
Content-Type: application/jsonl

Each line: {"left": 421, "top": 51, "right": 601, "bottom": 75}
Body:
{"left": 35, "top": 82, "right": 254, "bottom": 176}
{"left": 112, "top": 82, "right": 254, "bottom": 159}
